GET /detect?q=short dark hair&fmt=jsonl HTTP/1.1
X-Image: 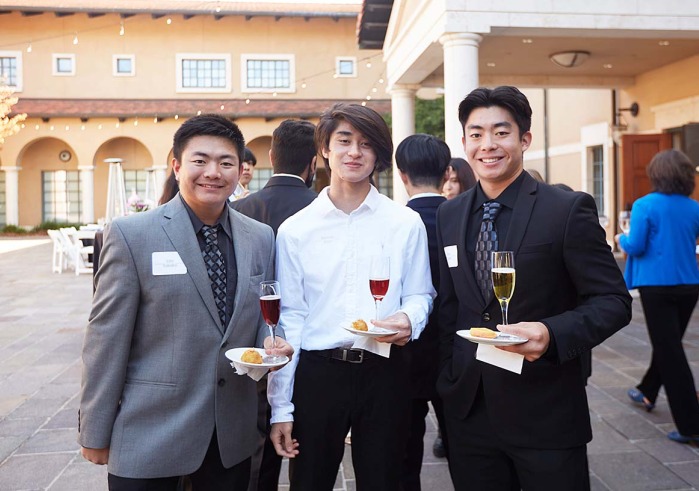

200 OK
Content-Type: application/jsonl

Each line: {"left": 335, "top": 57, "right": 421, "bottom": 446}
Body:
{"left": 458, "top": 86, "right": 532, "bottom": 137}
{"left": 172, "top": 114, "right": 245, "bottom": 165}
{"left": 446, "top": 157, "right": 477, "bottom": 192}
{"left": 648, "top": 149, "right": 696, "bottom": 196}
{"left": 315, "top": 103, "right": 392, "bottom": 173}
{"left": 271, "top": 120, "right": 316, "bottom": 176}
{"left": 243, "top": 147, "right": 257, "bottom": 166}
{"left": 395, "top": 134, "right": 451, "bottom": 189}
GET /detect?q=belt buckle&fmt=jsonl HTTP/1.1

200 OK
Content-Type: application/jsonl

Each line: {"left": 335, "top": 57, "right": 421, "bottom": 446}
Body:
{"left": 344, "top": 348, "right": 364, "bottom": 364}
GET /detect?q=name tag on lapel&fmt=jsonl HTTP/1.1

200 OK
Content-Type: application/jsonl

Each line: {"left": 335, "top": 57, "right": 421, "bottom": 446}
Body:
{"left": 152, "top": 252, "right": 187, "bottom": 275}
{"left": 444, "top": 245, "right": 458, "bottom": 268}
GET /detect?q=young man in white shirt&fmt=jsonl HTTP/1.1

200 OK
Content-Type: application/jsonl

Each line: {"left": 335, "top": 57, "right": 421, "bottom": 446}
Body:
{"left": 268, "top": 103, "right": 435, "bottom": 489}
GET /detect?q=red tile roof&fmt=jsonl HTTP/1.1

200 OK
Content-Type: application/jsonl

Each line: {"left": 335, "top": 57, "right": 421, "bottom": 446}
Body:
{"left": 12, "top": 98, "right": 392, "bottom": 119}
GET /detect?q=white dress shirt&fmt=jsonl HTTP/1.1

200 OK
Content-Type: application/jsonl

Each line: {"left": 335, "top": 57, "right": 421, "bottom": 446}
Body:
{"left": 268, "top": 186, "right": 436, "bottom": 423}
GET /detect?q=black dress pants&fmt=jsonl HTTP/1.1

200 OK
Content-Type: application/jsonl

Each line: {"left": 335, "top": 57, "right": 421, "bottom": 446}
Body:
{"left": 289, "top": 348, "right": 410, "bottom": 490}
{"left": 445, "top": 387, "right": 589, "bottom": 491}
{"left": 108, "top": 430, "right": 251, "bottom": 491}
{"left": 637, "top": 285, "right": 699, "bottom": 435}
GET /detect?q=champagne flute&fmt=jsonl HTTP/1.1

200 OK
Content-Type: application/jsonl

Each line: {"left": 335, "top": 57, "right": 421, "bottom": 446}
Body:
{"left": 259, "top": 280, "right": 282, "bottom": 363}
{"left": 369, "top": 256, "right": 390, "bottom": 321}
{"left": 619, "top": 211, "right": 631, "bottom": 234}
{"left": 491, "top": 251, "right": 515, "bottom": 325}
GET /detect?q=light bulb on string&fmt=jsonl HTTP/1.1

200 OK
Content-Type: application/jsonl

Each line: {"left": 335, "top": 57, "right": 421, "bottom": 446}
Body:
{"left": 366, "top": 95, "right": 372, "bottom": 101}
{"left": 361, "top": 101, "right": 367, "bottom": 107}
{"left": 366, "top": 62, "right": 372, "bottom": 68}
{"left": 372, "top": 87, "right": 377, "bottom": 93}
{"left": 134, "top": 119, "right": 138, "bottom": 126}
{"left": 220, "top": 104, "right": 225, "bottom": 110}
{"left": 153, "top": 117, "right": 159, "bottom": 123}
{"left": 73, "top": 33, "right": 79, "bottom": 45}
{"left": 301, "top": 82, "right": 307, "bottom": 89}
{"left": 245, "top": 99, "right": 250, "bottom": 104}
{"left": 81, "top": 124, "right": 85, "bottom": 130}
{"left": 166, "top": 18, "right": 172, "bottom": 25}
{"left": 197, "top": 110, "right": 202, "bottom": 115}
{"left": 379, "top": 78, "right": 384, "bottom": 84}
{"left": 174, "top": 114, "right": 179, "bottom": 120}
{"left": 116, "top": 121, "right": 120, "bottom": 128}
{"left": 50, "top": 125, "right": 55, "bottom": 131}
{"left": 26, "top": 43, "right": 32, "bottom": 53}
{"left": 65, "top": 125, "right": 70, "bottom": 131}
{"left": 119, "top": 21, "right": 125, "bottom": 36}
{"left": 34, "top": 124, "right": 39, "bottom": 130}
{"left": 98, "top": 124, "right": 102, "bottom": 130}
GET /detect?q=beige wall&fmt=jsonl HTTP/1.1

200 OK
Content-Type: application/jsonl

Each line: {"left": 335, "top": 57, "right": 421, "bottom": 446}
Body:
{"left": 2, "top": 12, "right": 384, "bottom": 101}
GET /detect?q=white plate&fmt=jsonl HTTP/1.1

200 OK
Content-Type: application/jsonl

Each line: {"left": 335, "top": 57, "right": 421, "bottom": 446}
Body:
{"left": 456, "top": 329, "right": 528, "bottom": 346}
{"left": 341, "top": 322, "right": 399, "bottom": 338}
{"left": 225, "top": 347, "right": 289, "bottom": 369}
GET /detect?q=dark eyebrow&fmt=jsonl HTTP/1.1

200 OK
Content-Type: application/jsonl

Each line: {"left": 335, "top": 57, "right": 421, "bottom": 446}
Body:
{"left": 466, "top": 121, "right": 513, "bottom": 131}
{"left": 335, "top": 130, "right": 353, "bottom": 137}
{"left": 191, "top": 151, "right": 237, "bottom": 160}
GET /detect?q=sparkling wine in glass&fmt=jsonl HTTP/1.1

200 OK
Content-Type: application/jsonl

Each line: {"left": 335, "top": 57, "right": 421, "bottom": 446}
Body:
{"left": 369, "top": 256, "right": 390, "bottom": 321}
{"left": 619, "top": 211, "right": 631, "bottom": 234}
{"left": 260, "top": 280, "right": 282, "bottom": 363}
{"left": 491, "top": 251, "right": 516, "bottom": 325}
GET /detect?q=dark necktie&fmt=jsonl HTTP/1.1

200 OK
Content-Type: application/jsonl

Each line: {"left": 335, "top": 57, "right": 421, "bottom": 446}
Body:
{"left": 474, "top": 201, "right": 502, "bottom": 302}
{"left": 201, "top": 225, "right": 227, "bottom": 327}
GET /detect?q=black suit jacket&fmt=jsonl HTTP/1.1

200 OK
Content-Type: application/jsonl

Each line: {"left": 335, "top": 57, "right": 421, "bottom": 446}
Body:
{"left": 231, "top": 175, "right": 317, "bottom": 235}
{"left": 435, "top": 171, "right": 631, "bottom": 449}
{"left": 406, "top": 195, "right": 446, "bottom": 399}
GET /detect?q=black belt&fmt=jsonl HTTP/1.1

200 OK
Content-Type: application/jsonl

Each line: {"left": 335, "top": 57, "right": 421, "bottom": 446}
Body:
{"left": 308, "top": 348, "right": 373, "bottom": 364}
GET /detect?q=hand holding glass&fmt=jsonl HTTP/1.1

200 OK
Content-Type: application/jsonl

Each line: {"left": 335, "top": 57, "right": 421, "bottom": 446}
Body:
{"left": 369, "top": 256, "right": 390, "bottom": 321}
{"left": 491, "top": 251, "right": 516, "bottom": 325}
{"left": 260, "top": 281, "right": 282, "bottom": 363}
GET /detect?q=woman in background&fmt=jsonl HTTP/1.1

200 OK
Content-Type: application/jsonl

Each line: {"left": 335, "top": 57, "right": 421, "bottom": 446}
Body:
{"left": 442, "top": 157, "right": 476, "bottom": 199}
{"left": 159, "top": 168, "right": 179, "bottom": 205}
{"left": 616, "top": 149, "right": 699, "bottom": 445}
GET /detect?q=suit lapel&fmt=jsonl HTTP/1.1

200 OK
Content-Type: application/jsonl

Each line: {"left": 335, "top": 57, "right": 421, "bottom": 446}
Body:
{"left": 503, "top": 173, "right": 537, "bottom": 256}
{"left": 453, "top": 190, "right": 486, "bottom": 306}
{"left": 224, "top": 211, "right": 253, "bottom": 341}
{"left": 161, "top": 197, "right": 223, "bottom": 332}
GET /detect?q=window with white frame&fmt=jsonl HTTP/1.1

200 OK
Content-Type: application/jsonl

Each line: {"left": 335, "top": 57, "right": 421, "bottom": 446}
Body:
{"left": 113, "top": 54, "right": 135, "bottom": 76}
{"left": 242, "top": 55, "right": 294, "bottom": 93}
{"left": 176, "top": 54, "right": 231, "bottom": 93}
{"left": 589, "top": 145, "right": 605, "bottom": 216}
{"left": 248, "top": 168, "right": 273, "bottom": 193}
{"left": 123, "top": 170, "right": 148, "bottom": 197}
{"left": 0, "top": 51, "right": 22, "bottom": 90}
{"left": 52, "top": 54, "right": 75, "bottom": 76}
{"left": 335, "top": 57, "right": 356, "bottom": 77}
{"left": 42, "top": 170, "right": 82, "bottom": 222}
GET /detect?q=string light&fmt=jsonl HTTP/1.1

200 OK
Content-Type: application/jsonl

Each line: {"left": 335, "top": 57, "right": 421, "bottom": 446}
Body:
{"left": 220, "top": 104, "right": 225, "bottom": 110}
{"left": 73, "top": 33, "right": 79, "bottom": 45}
{"left": 197, "top": 110, "right": 202, "bottom": 115}
{"left": 134, "top": 119, "right": 138, "bottom": 126}
{"left": 245, "top": 99, "right": 250, "bottom": 104}
{"left": 378, "top": 78, "right": 384, "bottom": 84}
{"left": 366, "top": 62, "right": 372, "bottom": 68}
{"left": 301, "top": 82, "right": 307, "bottom": 89}
{"left": 166, "top": 18, "right": 172, "bottom": 25}
{"left": 153, "top": 116, "right": 159, "bottom": 123}
{"left": 361, "top": 101, "right": 367, "bottom": 106}
{"left": 119, "top": 21, "right": 125, "bottom": 36}
{"left": 81, "top": 124, "right": 85, "bottom": 130}
{"left": 65, "top": 125, "right": 70, "bottom": 131}
{"left": 34, "top": 124, "right": 39, "bottom": 130}
{"left": 26, "top": 43, "right": 32, "bottom": 53}
{"left": 116, "top": 121, "right": 120, "bottom": 128}
{"left": 50, "top": 125, "right": 55, "bottom": 131}
{"left": 98, "top": 124, "right": 103, "bottom": 130}
{"left": 174, "top": 114, "right": 179, "bottom": 120}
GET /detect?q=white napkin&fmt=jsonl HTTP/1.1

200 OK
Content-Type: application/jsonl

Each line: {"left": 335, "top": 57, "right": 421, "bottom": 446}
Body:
{"left": 230, "top": 362, "right": 269, "bottom": 382}
{"left": 476, "top": 343, "right": 524, "bottom": 374}
{"left": 351, "top": 336, "right": 391, "bottom": 358}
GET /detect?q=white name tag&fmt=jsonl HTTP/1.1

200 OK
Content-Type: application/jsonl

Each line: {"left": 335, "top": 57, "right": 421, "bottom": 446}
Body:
{"left": 444, "top": 245, "right": 458, "bottom": 268}
{"left": 152, "top": 251, "right": 187, "bottom": 276}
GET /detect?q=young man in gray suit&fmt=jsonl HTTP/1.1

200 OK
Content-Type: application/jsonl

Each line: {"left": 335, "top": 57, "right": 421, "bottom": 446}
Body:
{"left": 79, "top": 114, "right": 293, "bottom": 490}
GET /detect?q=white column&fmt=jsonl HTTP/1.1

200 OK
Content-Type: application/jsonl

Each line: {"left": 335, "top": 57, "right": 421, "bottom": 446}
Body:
{"left": 390, "top": 84, "right": 419, "bottom": 204}
{"left": 79, "top": 165, "right": 95, "bottom": 224}
{"left": 2, "top": 166, "right": 20, "bottom": 226}
{"left": 440, "top": 33, "right": 482, "bottom": 158}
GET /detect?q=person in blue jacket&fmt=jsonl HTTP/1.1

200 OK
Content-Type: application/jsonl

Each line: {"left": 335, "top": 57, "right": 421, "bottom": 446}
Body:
{"left": 617, "top": 148, "right": 699, "bottom": 445}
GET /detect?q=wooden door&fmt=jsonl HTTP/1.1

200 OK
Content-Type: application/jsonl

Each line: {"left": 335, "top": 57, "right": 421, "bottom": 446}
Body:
{"left": 621, "top": 133, "right": 671, "bottom": 208}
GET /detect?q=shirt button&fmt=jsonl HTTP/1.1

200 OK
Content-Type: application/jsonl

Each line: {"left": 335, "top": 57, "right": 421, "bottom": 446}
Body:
{"left": 218, "top": 378, "right": 226, "bottom": 387}
{"left": 483, "top": 313, "right": 491, "bottom": 322}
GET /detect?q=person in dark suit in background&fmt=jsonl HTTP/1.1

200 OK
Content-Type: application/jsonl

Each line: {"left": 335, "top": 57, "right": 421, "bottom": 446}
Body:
{"left": 232, "top": 119, "right": 317, "bottom": 491}
{"left": 436, "top": 86, "right": 632, "bottom": 490}
{"left": 395, "top": 134, "right": 450, "bottom": 491}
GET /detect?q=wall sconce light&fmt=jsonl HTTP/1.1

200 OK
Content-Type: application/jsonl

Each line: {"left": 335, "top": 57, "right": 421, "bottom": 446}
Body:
{"left": 612, "top": 102, "right": 639, "bottom": 144}
{"left": 549, "top": 50, "right": 590, "bottom": 68}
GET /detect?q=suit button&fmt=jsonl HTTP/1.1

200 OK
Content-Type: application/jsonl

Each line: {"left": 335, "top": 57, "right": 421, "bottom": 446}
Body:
{"left": 482, "top": 313, "right": 491, "bottom": 322}
{"left": 218, "top": 378, "right": 226, "bottom": 387}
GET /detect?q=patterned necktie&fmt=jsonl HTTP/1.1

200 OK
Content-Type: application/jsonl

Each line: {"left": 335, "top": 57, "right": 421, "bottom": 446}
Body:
{"left": 201, "top": 225, "right": 227, "bottom": 327}
{"left": 474, "top": 201, "right": 502, "bottom": 303}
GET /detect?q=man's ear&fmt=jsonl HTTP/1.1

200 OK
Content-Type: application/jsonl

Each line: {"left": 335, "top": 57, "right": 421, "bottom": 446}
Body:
{"left": 521, "top": 131, "right": 532, "bottom": 152}
{"left": 172, "top": 158, "right": 181, "bottom": 181}
{"left": 310, "top": 156, "right": 317, "bottom": 174}
{"left": 398, "top": 170, "right": 409, "bottom": 186}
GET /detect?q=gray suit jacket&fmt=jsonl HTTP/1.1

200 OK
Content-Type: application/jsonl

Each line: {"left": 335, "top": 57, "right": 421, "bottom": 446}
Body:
{"left": 78, "top": 195, "right": 275, "bottom": 478}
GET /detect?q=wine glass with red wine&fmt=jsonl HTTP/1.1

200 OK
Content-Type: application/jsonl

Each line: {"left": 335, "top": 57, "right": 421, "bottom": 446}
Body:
{"left": 369, "top": 256, "right": 390, "bottom": 321}
{"left": 260, "top": 280, "right": 282, "bottom": 363}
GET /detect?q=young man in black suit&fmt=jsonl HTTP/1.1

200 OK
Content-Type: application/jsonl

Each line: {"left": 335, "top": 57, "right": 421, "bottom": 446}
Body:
{"left": 395, "top": 134, "right": 451, "bottom": 490}
{"left": 231, "top": 119, "right": 317, "bottom": 491}
{"left": 435, "top": 86, "right": 632, "bottom": 490}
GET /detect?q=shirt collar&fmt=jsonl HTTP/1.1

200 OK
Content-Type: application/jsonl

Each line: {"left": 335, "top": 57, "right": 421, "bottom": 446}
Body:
{"left": 316, "top": 185, "right": 381, "bottom": 216}
{"left": 473, "top": 171, "right": 526, "bottom": 215}
{"left": 273, "top": 173, "right": 306, "bottom": 183}
{"left": 409, "top": 192, "right": 443, "bottom": 201}
{"left": 180, "top": 195, "right": 232, "bottom": 239}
